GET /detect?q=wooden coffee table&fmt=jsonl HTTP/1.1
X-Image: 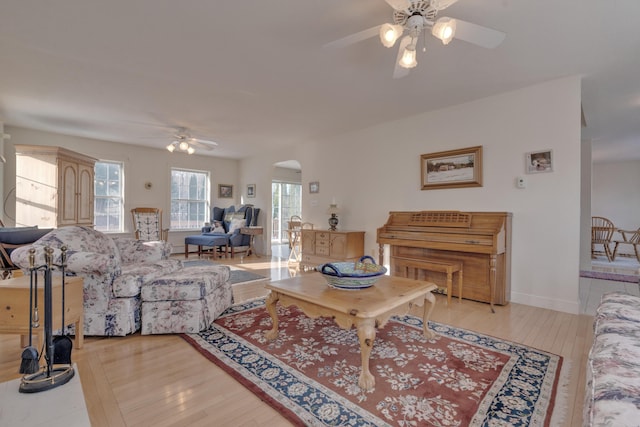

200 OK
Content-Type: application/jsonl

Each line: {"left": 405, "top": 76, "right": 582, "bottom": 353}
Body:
{"left": 264, "top": 273, "right": 437, "bottom": 391}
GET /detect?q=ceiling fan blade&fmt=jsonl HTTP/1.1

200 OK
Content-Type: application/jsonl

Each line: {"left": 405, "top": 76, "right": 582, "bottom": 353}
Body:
{"left": 385, "top": 0, "right": 411, "bottom": 11}
{"left": 190, "top": 139, "right": 218, "bottom": 150}
{"left": 430, "top": 0, "right": 460, "bottom": 11}
{"left": 323, "top": 25, "right": 381, "bottom": 49}
{"left": 452, "top": 19, "right": 506, "bottom": 49}
{"left": 393, "top": 36, "right": 412, "bottom": 79}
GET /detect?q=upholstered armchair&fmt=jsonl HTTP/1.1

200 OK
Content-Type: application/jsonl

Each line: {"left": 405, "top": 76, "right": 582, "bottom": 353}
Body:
{"left": 10, "top": 226, "right": 182, "bottom": 336}
{"left": 201, "top": 205, "right": 260, "bottom": 257}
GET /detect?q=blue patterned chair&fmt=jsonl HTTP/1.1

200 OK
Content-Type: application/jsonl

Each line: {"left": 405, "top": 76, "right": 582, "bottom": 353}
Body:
{"left": 187, "top": 205, "right": 260, "bottom": 258}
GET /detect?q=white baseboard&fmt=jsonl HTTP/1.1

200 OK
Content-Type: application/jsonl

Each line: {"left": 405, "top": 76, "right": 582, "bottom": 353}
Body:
{"left": 510, "top": 291, "right": 580, "bottom": 314}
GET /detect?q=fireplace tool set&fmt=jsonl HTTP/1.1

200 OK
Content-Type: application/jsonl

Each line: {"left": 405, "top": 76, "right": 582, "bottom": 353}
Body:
{"left": 18, "top": 246, "right": 75, "bottom": 393}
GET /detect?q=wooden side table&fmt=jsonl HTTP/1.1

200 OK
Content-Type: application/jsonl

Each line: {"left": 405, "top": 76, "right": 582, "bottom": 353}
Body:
{"left": 0, "top": 274, "right": 84, "bottom": 349}
{"left": 241, "top": 226, "right": 263, "bottom": 257}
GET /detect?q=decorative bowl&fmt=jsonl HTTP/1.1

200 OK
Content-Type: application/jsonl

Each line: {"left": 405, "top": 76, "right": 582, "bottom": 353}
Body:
{"left": 318, "top": 256, "right": 387, "bottom": 290}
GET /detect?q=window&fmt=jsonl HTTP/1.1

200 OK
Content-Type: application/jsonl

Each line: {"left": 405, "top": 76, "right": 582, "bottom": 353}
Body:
{"left": 94, "top": 161, "right": 124, "bottom": 232}
{"left": 171, "top": 168, "right": 209, "bottom": 230}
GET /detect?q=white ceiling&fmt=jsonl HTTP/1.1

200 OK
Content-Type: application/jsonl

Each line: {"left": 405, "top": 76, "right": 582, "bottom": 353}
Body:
{"left": 1, "top": 0, "right": 639, "bottom": 163}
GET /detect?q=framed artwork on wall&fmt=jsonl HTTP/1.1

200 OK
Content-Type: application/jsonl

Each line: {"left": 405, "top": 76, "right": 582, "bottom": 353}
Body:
{"left": 218, "top": 184, "right": 233, "bottom": 198}
{"left": 420, "top": 146, "right": 483, "bottom": 190}
{"left": 309, "top": 181, "right": 320, "bottom": 194}
{"left": 247, "top": 184, "right": 256, "bottom": 198}
{"left": 525, "top": 150, "right": 553, "bottom": 174}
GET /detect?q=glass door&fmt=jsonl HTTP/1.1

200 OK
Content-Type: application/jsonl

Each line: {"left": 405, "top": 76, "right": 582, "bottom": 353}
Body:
{"left": 271, "top": 181, "right": 302, "bottom": 244}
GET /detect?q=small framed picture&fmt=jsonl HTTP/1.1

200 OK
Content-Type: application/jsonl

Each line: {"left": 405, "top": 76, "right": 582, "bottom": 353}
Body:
{"left": 309, "top": 181, "right": 320, "bottom": 194}
{"left": 525, "top": 150, "right": 553, "bottom": 174}
{"left": 218, "top": 184, "right": 233, "bottom": 198}
{"left": 247, "top": 184, "right": 256, "bottom": 198}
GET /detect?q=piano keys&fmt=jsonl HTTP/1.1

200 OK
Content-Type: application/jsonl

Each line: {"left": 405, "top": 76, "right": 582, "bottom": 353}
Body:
{"left": 377, "top": 211, "right": 512, "bottom": 309}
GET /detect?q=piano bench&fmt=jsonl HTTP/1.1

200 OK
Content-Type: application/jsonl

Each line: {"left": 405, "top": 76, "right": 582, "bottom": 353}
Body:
{"left": 393, "top": 257, "right": 463, "bottom": 306}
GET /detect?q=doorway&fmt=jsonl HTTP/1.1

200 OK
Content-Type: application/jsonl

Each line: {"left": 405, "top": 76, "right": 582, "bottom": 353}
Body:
{"left": 271, "top": 161, "right": 302, "bottom": 259}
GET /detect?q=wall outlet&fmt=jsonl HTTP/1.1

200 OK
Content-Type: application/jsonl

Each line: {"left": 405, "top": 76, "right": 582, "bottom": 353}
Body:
{"left": 516, "top": 176, "right": 526, "bottom": 189}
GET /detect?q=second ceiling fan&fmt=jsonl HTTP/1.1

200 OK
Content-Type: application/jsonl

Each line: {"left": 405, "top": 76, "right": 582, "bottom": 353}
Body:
{"left": 326, "top": 0, "right": 506, "bottom": 78}
{"left": 166, "top": 128, "right": 218, "bottom": 154}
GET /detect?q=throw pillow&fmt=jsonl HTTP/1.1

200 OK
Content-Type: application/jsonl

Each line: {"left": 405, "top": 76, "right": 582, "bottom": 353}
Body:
{"left": 212, "top": 220, "right": 225, "bottom": 233}
{"left": 227, "top": 217, "right": 246, "bottom": 234}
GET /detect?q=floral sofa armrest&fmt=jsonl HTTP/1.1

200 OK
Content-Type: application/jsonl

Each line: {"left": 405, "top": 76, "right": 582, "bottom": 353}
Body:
{"left": 112, "top": 237, "right": 173, "bottom": 264}
{"left": 10, "top": 245, "right": 119, "bottom": 275}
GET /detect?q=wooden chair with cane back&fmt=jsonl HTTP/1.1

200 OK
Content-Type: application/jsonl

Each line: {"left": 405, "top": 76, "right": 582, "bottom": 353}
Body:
{"left": 131, "top": 208, "right": 169, "bottom": 241}
{"left": 591, "top": 216, "right": 615, "bottom": 261}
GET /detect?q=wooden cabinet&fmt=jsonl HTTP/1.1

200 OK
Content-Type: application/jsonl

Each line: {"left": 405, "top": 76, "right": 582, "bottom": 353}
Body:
{"left": 300, "top": 230, "right": 365, "bottom": 269}
{"left": 15, "top": 145, "right": 97, "bottom": 228}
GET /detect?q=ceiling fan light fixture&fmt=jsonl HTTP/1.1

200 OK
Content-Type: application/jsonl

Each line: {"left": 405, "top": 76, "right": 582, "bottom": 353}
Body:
{"left": 399, "top": 45, "right": 417, "bottom": 69}
{"left": 178, "top": 140, "right": 190, "bottom": 151}
{"left": 166, "top": 143, "right": 176, "bottom": 152}
{"left": 380, "top": 23, "right": 403, "bottom": 47}
{"left": 187, "top": 146, "right": 195, "bottom": 155}
{"left": 432, "top": 18, "right": 456, "bottom": 45}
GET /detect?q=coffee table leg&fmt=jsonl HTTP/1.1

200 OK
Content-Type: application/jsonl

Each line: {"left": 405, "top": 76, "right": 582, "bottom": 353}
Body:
{"left": 264, "top": 291, "right": 280, "bottom": 340}
{"left": 356, "top": 318, "right": 376, "bottom": 391}
{"left": 422, "top": 291, "right": 437, "bottom": 339}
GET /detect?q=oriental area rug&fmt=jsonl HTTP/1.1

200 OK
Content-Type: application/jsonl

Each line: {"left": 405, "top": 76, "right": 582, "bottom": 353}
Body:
{"left": 182, "top": 299, "right": 565, "bottom": 427}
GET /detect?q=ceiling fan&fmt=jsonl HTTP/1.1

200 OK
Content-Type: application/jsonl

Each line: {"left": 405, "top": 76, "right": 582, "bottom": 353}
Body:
{"left": 325, "top": 0, "right": 506, "bottom": 78}
{"left": 166, "top": 128, "right": 218, "bottom": 154}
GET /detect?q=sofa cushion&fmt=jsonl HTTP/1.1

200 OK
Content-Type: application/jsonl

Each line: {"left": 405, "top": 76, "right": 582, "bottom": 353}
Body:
{"left": 112, "top": 258, "right": 182, "bottom": 298}
{"left": 141, "top": 265, "right": 231, "bottom": 301}
{"left": 113, "top": 238, "right": 171, "bottom": 264}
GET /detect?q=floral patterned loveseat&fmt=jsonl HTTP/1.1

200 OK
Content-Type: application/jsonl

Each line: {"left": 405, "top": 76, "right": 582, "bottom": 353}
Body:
{"left": 10, "top": 226, "right": 182, "bottom": 336}
{"left": 584, "top": 292, "right": 640, "bottom": 426}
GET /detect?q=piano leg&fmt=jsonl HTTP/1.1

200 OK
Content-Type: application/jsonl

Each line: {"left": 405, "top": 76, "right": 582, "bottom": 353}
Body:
{"left": 489, "top": 255, "right": 497, "bottom": 313}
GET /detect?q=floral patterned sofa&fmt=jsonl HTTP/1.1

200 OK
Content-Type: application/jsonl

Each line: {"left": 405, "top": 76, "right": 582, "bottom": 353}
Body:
{"left": 10, "top": 226, "right": 182, "bottom": 336}
{"left": 584, "top": 292, "right": 640, "bottom": 426}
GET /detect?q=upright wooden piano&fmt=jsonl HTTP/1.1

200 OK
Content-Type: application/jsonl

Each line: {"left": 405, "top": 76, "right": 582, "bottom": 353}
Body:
{"left": 377, "top": 211, "right": 512, "bottom": 309}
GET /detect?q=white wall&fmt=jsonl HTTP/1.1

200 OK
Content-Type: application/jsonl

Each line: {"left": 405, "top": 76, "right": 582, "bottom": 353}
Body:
{"left": 592, "top": 160, "right": 640, "bottom": 230}
{"left": 245, "top": 76, "right": 583, "bottom": 314}
{"left": 592, "top": 160, "right": 640, "bottom": 256}
{"left": 3, "top": 126, "right": 240, "bottom": 251}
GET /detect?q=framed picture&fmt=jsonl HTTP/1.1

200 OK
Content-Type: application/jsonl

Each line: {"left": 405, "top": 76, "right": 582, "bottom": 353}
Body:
{"left": 247, "top": 184, "right": 256, "bottom": 198}
{"left": 420, "top": 146, "right": 483, "bottom": 190}
{"left": 525, "top": 150, "right": 553, "bottom": 174}
{"left": 218, "top": 184, "right": 233, "bottom": 198}
{"left": 309, "top": 181, "right": 320, "bottom": 194}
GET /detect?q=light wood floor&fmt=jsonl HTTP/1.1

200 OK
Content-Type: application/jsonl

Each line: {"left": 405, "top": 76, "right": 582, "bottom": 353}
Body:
{"left": 0, "top": 254, "right": 594, "bottom": 426}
